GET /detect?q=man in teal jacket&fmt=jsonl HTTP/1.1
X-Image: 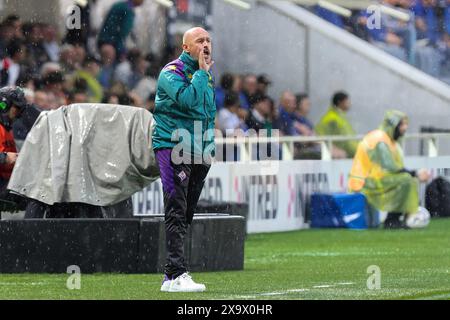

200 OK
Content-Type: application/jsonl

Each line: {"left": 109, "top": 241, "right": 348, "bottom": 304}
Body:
{"left": 153, "top": 27, "right": 216, "bottom": 293}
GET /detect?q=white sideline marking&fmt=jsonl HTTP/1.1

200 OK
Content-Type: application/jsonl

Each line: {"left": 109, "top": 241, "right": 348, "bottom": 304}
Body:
{"left": 287, "top": 289, "right": 309, "bottom": 293}
{"left": 258, "top": 288, "right": 309, "bottom": 296}
{"left": 232, "top": 295, "right": 258, "bottom": 299}
{"left": 313, "top": 285, "right": 333, "bottom": 288}
{"left": 259, "top": 292, "right": 286, "bottom": 296}
{"left": 311, "top": 282, "right": 355, "bottom": 288}
{"left": 229, "top": 282, "right": 355, "bottom": 299}
{"left": 0, "top": 282, "right": 46, "bottom": 286}
{"left": 228, "top": 288, "right": 309, "bottom": 298}
{"left": 415, "top": 293, "right": 450, "bottom": 300}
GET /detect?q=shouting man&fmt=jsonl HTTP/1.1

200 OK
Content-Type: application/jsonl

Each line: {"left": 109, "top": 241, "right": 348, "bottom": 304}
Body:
{"left": 152, "top": 27, "right": 216, "bottom": 292}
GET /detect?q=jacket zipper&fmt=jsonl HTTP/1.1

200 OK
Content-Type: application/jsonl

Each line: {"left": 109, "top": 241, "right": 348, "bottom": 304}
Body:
{"left": 203, "top": 92, "right": 209, "bottom": 134}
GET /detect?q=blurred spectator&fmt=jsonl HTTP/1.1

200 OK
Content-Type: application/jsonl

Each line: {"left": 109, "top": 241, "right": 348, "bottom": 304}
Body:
{"left": 132, "top": 58, "right": 158, "bottom": 104}
{"left": 266, "top": 97, "right": 280, "bottom": 131}
{"left": 33, "top": 90, "right": 50, "bottom": 110}
{"left": 294, "top": 93, "right": 314, "bottom": 136}
{"left": 351, "top": 9, "right": 371, "bottom": 41}
{"left": 365, "top": 0, "right": 414, "bottom": 63}
{"left": 213, "top": 73, "right": 250, "bottom": 112}
{"left": 127, "top": 91, "right": 143, "bottom": 107}
{"left": 438, "top": 1, "right": 449, "bottom": 80}
{"left": 73, "top": 44, "right": 87, "bottom": 70}
{"left": 277, "top": 91, "right": 299, "bottom": 136}
{"left": 217, "top": 91, "right": 247, "bottom": 134}
{"left": 314, "top": 5, "right": 345, "bottom": 28}
{"left": 242, "top": 74, "right": 259, "bottom": 107}
{"left": 256, "top": 74, "right": 272, "bottom": 95}
{"left": 73, "top": 56, "right": 103, "bottom": 103}
{"left": 64, "top": 0, "right": 92, "bottom": 48}
{"left": 101, "top": 82, "right": 140, "bottom": 107}
{"left": 0, "top": 22, "right": 15, "bottom": 59}
{"left": 108, "top": 81, "right": 128, "bottom": 99}
{"left": 294, "top": 93, "right": 321, "bottom": 159}
{"left": 59, "top": 44, "right": 77, "bottom": 74}
{"left": 215, "top": 72, "right": 234, "bottom": 109}
{"left": 245, "top": 94, "right": 280, "bottom": 160}
{"left": 98, "top": 44, "right": 117, "bottom": 89}
{"left": 133, "top": 80, "right": 157, "bottom": 107}
{"left": 103, "top": 93, "right": 120, "bottom": 104}
{"left": 216, "top": 91, "right": 247, "bottom": 162}
{"left": 23, "top": 23, "right": 50, "bottom": 75}
{"left": 114, "top": 48, "right": 141, "bottom": 86}
{"left": 316, "top": 91, "right": 358, "bottom": 158}
{"left": 127, "top": 55, "right": 149, "bottom": 89}
{"left": 414, "top": 0, "right": 440, "bottom": 42}
{"left": 97, "top": 0, "right": 144, "bottom": 58}
{"left": 446, "top": 1, "right": 450, "bottom": 34}
{"left": 245, "top": 93, "right": 272, "bottom": 132}
{"left": 42, "top": 24, "right": 60, "bottom": 62}
{"left": 40, "top": 62, "right": 62, "bottom": 79}
{"left": 12, "top": 88, "right": 42, "bottom": 148}
{"left": 0, "top": 39, "right": 27, "bottom": 87}
{"left": 144, "top": 53, "right": 161, "bottom": 79}
{"left": 16, "top": 73, "right": 36, "bottom": 91}
{"left": 41, "top": 71, "right": 66, "bottom": 109}
{"left": 232, "top": 74, "right": 250, "bottom": 110}
{"left": 412, "top": 0, "right": 445, "bottom": 76}
{"left": 67, "top": 90, "right": 89, "bottom": 104}
{"left": 3, "top": 15, "right": 23, "bottom": 39}
{"left": 442, "top": 33, "right": 450, "bottom": 82}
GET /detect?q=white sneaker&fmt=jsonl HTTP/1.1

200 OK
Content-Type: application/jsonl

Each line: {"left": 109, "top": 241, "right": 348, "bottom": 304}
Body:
{"left": 168, "top": 273, "right": 206, "bottom": 292}
{"left": 160, "top": 275, "right": 172, "bottom": 292}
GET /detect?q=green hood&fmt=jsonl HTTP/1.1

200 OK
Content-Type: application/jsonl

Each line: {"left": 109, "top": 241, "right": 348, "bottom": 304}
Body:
{"left": 380, "top": 110, "right": 408, "bottom": 140}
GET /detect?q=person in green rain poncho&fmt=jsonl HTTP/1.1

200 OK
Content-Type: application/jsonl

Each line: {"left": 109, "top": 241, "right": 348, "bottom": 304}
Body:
{"left": 348, "top": 110, "right": 431, "bottom": 229}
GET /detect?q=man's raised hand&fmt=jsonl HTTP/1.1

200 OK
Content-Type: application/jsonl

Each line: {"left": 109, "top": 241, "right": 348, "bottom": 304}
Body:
{"left": 199, "top": 49, "right": 214, "bottom": 72}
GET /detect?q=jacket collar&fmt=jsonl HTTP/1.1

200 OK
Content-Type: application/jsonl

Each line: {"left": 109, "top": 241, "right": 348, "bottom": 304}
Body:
{"left": 180, "top": 51, "right": 199, "bottom": 70}
{"left": 331, "top": 105, "right": 346, "bottom": 116}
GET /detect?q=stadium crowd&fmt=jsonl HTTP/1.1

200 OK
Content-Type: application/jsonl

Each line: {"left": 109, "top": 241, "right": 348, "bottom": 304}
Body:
{"left": 310, "top": 0, "right": 450, "bottom": 83}
{"left": 0, "top": 1, "right": 360, "bottom": 161}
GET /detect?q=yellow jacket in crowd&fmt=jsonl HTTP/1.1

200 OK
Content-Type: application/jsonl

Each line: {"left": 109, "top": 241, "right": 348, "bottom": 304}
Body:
{"left": 316, "top": 106, "right": 358, "bottom": 157}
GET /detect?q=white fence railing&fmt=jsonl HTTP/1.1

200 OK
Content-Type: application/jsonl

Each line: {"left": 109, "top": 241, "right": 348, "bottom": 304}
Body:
{"left": 213, "top": 133, "right": 450, "bottom": 161}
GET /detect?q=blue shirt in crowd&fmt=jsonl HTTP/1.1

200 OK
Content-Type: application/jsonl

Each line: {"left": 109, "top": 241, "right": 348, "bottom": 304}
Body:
{"left": 412, "top": 1, "right": 441, "bottom": 43}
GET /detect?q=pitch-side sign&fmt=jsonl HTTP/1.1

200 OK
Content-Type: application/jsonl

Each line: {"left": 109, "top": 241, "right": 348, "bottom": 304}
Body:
{"left": 133, "top": 157, "right": 450, "bottom": 233}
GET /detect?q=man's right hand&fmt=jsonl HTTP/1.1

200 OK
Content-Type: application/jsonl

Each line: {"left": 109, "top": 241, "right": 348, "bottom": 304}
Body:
{"left": 199, "top": 49, "right": 214, "bottom": 72}
{"left": 417, "top": 169, "right": 431, "bottom": 182}
{"left": 5, "top": 152, "right": 18, "bottom": 165}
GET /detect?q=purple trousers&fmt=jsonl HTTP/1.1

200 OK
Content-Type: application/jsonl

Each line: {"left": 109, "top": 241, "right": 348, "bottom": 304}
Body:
{"left": 155, "top": 148, "right": 210, "bottom": 278}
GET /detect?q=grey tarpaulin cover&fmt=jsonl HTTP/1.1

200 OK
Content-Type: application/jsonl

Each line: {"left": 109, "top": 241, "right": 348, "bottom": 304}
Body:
{"left": 8, "top": 103, "right": 159, "bottom": 206}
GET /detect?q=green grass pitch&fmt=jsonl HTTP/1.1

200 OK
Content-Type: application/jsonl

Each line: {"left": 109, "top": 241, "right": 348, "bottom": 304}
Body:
{"left": 1, "top": 218, "right": 449, "bottom": 300}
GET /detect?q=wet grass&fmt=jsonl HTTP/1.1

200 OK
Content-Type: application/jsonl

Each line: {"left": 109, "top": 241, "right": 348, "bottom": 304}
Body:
{"left": 1, "top": 219, "right": 449, "bottom": 300}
